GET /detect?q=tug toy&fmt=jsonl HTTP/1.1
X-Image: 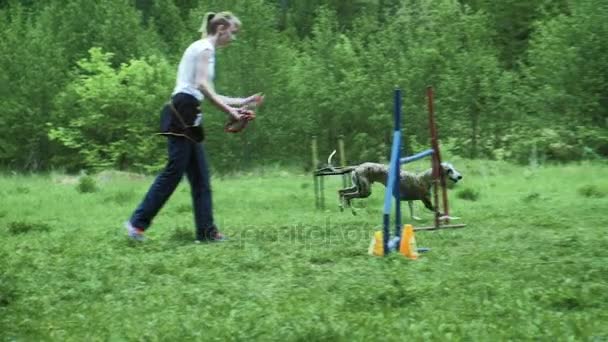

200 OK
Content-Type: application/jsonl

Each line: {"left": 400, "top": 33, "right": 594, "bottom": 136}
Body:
{"left": 224, "top": 94, "right": 264, "bottom": 133}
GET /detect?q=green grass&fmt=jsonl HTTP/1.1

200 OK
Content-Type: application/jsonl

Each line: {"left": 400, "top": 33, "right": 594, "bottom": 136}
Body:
{"left": 1, "top": 160, "right": 607, "bottom": 341}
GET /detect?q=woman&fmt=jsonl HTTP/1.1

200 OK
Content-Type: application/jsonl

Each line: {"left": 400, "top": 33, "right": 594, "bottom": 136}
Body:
{"left": 125, "top": 11, "right": 263, "bottom": 242}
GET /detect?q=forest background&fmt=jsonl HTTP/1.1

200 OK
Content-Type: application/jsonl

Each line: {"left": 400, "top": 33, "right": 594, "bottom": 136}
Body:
{"left": 0, "top": 0, "right": 606, "bottom": 173}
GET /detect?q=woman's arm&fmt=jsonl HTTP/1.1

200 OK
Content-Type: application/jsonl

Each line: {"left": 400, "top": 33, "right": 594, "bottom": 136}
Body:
{"left": 195, "top": 50, "right": 240, "bottom": 118}
{"left": 217, "top": 95, "right": 251, "bottom": 107}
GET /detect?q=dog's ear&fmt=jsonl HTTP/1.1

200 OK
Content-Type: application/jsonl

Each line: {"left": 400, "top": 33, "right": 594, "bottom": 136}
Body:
{"left": 440, "top": 162, "right": 456, "bottom": 176}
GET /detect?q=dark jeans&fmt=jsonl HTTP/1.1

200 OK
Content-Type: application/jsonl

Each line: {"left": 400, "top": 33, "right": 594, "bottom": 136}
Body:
{"left": 130, "top": 127, "right": 214, "bottom": 240}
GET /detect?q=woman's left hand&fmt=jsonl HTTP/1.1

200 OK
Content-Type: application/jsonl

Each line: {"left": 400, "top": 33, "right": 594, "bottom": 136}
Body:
{"left": 247, "top": 93, "right": 264, "bottom": 107}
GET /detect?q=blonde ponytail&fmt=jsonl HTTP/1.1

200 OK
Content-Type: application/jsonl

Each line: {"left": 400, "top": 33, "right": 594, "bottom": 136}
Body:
{"left": 199, "top": 12, "right": 216, "bottom": 36}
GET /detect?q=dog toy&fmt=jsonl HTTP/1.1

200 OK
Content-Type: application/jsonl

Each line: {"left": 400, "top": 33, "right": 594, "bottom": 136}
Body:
{"left": 224, "top": 108, "right": 256, "bottom": 133}
{"left": 224, "top": 93, "right": 264, "bottom": 133}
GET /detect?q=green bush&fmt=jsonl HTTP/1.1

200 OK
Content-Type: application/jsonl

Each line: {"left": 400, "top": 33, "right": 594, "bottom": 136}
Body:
{"left": 578, "top": 185, "right": 606, "bottom": 198}
{"left": 508, "top": 127, "right": 607, "bottom": 165}
{"left": 77, "top": 175, "right": 98, "bottom": 194}
{"left": 0, "top": 274, "right": 17, "bottom": 307}
{"left": 104, "top": 190, "right": 135, "bottom": 205}
{"left": 457, "top": 187, "right": 480, "bottom": 201}
{"left": 523, "top": 192, "right": 541, "bottom": 203}
{"left": 6, "top": 221, "right": 51, "bottom": 235}
{"left": 48, "top": 48, "right": 172, "bottom": 172}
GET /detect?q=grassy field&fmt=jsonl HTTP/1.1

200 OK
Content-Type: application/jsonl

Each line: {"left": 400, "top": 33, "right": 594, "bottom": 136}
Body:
{"left": 1, "top": 159, "right": 607, "bottom": 341}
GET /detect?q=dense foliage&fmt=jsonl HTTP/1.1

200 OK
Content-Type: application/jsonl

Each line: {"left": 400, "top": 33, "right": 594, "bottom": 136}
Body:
{"left": 0, "top": 0, "right": 606, "bottom": 172}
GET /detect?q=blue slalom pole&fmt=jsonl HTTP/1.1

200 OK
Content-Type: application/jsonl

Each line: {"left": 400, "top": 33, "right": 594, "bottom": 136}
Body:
{"left": 382, "top": 130, "right": 400, "bottom": 254}
{"left": 394, "top": 89, "right": 402, "bottom": 238}
{"left": 382, "top": 88, "right": 403, "bottom": 254}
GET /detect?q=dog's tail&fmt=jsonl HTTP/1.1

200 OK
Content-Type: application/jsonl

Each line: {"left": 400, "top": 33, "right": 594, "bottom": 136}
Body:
{"left": 313, "top": 150, "right": 355, "bottom": 176}
{"left": 327, "top": 149, "right": 337, "bottom": 167}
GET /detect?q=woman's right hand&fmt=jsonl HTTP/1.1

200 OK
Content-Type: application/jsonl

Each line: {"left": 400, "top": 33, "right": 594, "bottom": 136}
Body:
{"left": 227, "top": 107, "right": 242, "bottom": 121}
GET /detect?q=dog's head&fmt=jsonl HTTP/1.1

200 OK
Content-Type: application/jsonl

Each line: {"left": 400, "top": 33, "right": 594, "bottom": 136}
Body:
{"left": 440, "top": 162, "right": 462, "bottom": 183}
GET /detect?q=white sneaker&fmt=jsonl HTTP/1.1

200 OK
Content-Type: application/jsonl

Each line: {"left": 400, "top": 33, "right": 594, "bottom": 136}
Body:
{"left": 124, "top": 221, "right": 145, "bottom": 242}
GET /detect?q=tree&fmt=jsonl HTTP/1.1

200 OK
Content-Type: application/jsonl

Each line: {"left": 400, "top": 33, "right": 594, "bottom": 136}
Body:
{"left": 49, "top": 48, "right": 174, "bottom": 172}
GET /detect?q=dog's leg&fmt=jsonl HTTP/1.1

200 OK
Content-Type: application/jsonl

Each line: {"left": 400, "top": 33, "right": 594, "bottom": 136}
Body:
{"left": 341, "top": 190, "right": 361, "bottom": 216}
{"left": 338, "top": 172, "right": 358, "bottom": 212}
{"left": 338, "top": 186, "right": 356, "bottom": 211}
{"left": 439, "top": 214, "right": 461, "bottom": 221}
{"left": 421, "top": 196, "right": 441, "bottom": 216}
{"left": 421, "top": 196, "right": 460, "bottom": 221}
{"left": 347, "top": 173, "right": 359, "bottom": 211}
{"left": 342, "top": 173, "right": 363, "bottom": 215}
{"left": 409, "top": 201, "right": 422, "bottom": 221}
{"left": 345, "top": 179, "right": 372, "bottom": 216}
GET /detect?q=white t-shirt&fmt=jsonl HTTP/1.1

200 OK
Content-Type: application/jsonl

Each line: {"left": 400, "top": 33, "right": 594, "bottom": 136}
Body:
{"left": 172, "top": 39, "right": 215, "bottom": 101}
